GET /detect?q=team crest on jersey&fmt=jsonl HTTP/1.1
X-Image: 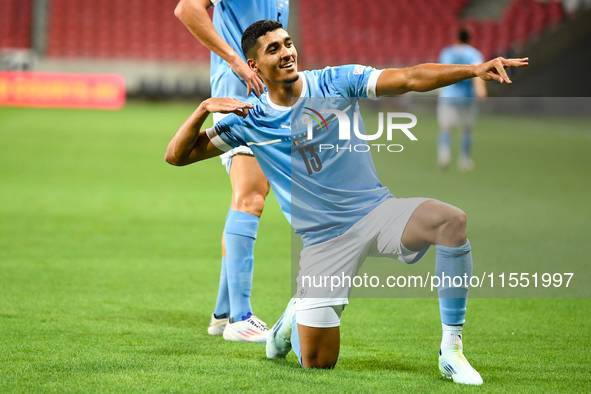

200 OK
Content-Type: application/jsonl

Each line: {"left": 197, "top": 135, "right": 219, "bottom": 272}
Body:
{"left": 289, "top": 132, "right": 308, "bottom": 146}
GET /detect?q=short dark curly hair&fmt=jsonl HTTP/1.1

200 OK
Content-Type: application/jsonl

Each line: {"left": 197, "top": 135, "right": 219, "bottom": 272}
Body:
{"left": 241, "top": 19, "right": 285, "bottom": 59}
{"left": 458, "top": 27, "right": 471, "bottom": 44}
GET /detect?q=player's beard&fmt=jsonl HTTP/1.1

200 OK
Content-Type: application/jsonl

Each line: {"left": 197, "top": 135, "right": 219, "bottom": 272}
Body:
{"left": 284, "top": 73, "right": 299, "bottom": 84}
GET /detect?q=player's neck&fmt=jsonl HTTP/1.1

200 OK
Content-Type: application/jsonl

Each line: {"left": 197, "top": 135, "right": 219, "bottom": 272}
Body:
{"left": 267, "top": 77, "right": 303, "bottom": 108}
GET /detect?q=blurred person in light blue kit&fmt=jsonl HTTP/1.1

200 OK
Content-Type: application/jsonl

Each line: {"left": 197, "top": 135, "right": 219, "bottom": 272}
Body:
{"left": 174, "top": 0, "right": 289, "bottom": 343}
{"left": 437, "top": 27, "right": 487, "bottom": 172}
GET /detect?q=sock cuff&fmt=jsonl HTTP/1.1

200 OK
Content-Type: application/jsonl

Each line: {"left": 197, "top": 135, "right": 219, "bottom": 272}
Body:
{"left": 436, "top": 239, "right": 471, "bottom": 257}
{"left": 442, "top": 323, "right": 463, "bottom": 334}
{"left": 224, "top": 210, "right": 260, "bottom": 238}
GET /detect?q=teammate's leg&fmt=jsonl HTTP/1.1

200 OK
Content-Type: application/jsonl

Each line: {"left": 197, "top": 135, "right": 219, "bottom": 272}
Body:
{"left": 458, "top": 105, "right": 476, "bottom": 172}
{"left": 437, "top": 128, "right": 453, "bottom": 170}
{"left": 401, "top": 200, "right": 482, "bottom": 385}
{"left": 458, "top": 127, "right": 475, "bottom": 172}
{"left": 208, "top": 233, "right": 230, "bottom": 335}
{"left": 221, "top": 154, "right": 272, "bottom": 342}
{"left": 211, "top": 216, "right": 230, "bottom": 321}
{"left": 437, "top": 103, "right": 456, "bottom": 170}
{"left": 226, "top": 154, "right": 268, "bottom": 322}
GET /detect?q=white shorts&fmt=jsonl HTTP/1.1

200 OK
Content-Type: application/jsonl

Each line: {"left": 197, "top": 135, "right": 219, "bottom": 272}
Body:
{"left": 213, "top": 112, "right": 254, "bottom": 173}
{"left": 437, "top": 103, "right": 477, "bottom": 131}
{"left": 295, "top": 197, "right": 432, "bottom": 319}
{"left": 296, "top": 305, "right": 345, "bottom": 328}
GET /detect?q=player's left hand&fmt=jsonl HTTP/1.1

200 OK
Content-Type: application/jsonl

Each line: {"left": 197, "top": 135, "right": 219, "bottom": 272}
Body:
{"left": 202, "top": 97, "right": 253, "bottom": 118}
{"left": 475, "top": 57, "right": 529, "bottom": 83}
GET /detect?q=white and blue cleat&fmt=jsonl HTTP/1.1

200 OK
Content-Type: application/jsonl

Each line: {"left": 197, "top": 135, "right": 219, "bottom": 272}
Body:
{"left": 222, "top": 315, "right": 269, "bottom": 343}
{"left": 207, "top": 313, "right": 228, "bottom": 336}
{"left": 439, "top": 345, "right": 483, "bottom": 385}
{"left": 266, "top": 298, "right": 296, "bottom": 359}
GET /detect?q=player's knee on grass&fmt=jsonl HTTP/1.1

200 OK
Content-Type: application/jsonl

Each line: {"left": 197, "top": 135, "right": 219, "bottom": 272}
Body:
{"left": 297, "top": 305, "right": 344, "bottom": 369}
{"left": 298, "top": 324, "right": 340, "bottom": 369}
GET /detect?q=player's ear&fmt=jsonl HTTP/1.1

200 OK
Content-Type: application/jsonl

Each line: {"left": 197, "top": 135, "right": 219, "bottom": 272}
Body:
{"left": 247, "top": 58, "right": 259, "bottom": 73}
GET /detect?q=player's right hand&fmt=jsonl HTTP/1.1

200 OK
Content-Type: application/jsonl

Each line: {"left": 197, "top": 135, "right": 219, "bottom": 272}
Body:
{"left": 475, "top": 57, "right": 529, "bottom": 84}
{"left": 232, "top": 60, "right": 265, "bottom": 98}
{"left": 202, "top": 97, "right": 253, "bottom": 118}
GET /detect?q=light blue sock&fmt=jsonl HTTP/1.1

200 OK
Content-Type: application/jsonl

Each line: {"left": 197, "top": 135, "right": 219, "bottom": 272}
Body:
{"left": 213, "top": 209, "right": 232, "bottom": 318}
{"left": 460, "top": 129, "right": 473, "bottom": 159}
{"left": 436, "top": 240, "right": 472, "bottom": 325}
{"left": 291, "top": 312, "right": 302, "bottom": 366}
{"left": 224, "top": 210, "right": 259, "bottom": 323}
{"left": 438, "top": 130, "right": 452, "bottom": 151}
{"left": 213, "top": 257, "right": 229, "bottom": 319}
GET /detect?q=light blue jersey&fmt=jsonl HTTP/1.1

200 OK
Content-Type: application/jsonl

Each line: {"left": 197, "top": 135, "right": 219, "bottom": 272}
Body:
{"left": 208, "top": 65, "right": 393, "bottom": 246}
{"left": 210, "top": 0, "right": 289, "bottom": 99}
{"left": 439, "top": 44, "right": 484, "bottom": 104}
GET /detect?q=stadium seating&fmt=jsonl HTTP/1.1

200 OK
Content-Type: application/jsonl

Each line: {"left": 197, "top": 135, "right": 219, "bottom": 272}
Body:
{"left": 45, "top": 0, "right": 211, "bottom": 61}
{"left": 0, "top": 0, "right": 33, "bottom": 49}
{"left": 299, "top": 0, "right": 566, "bottom": 68}
{"left": 0, "top": 0, "right": 567, "bottom": 66}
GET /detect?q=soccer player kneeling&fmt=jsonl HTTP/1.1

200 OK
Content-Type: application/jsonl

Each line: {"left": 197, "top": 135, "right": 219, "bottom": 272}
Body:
{"left": 165, "top": 19, "right": 528, "bottom": 385}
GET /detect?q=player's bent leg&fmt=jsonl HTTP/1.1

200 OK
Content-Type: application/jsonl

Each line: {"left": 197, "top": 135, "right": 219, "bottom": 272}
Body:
{"left": 400, "top": 200, "right": 481, "bottom": 385}
{"left": 401, "top": 199, "right": 467, "bottom": 250}
{"left": 267, "top": 302, "right": 343, "bottom": 369}
{"left": 297, "top": 305, "right": 343, "bottom": 369}
{"left": 298, "top": 325, "right": 340, "bottom": 369}
{"left": 435, "top": 241, "right": 481, "bottom": 385}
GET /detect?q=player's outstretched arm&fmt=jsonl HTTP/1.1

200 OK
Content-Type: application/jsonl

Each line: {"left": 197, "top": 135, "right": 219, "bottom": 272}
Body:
{"left": 174, "top": 0, "right": 265, "bottom": 97}
{"left": 165, "top": 98, "right": 253, "bottom": 166}
{"left": 376, "top": 57, "right": 529, "bottom": 96}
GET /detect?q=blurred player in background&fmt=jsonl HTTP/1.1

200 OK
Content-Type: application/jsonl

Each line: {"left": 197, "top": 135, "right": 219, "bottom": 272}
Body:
{"left": 165, "top": 19, "right": 528, "bottom": 384}
{"left": 174, "top": 0, "right": 289, "bottom": 343}
{"left": 437, "top": 27, "right": 487, "bottom": 172}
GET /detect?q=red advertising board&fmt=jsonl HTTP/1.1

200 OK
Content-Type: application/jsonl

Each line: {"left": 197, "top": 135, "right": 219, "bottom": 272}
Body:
{"left": 0, "top": 72, "right": 126, "bottom": 109}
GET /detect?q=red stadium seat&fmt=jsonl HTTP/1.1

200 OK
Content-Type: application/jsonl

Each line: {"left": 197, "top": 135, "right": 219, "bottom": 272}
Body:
{"left": 0, "top": 0, "right": 33, "bottom": 49}
{"left": 37, "top": 0, "right": 567, "bottom": 65}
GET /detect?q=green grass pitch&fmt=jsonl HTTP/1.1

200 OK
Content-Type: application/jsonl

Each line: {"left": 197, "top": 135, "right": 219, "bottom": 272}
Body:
{"left": 0, "top": 102, "right": 590, "bottom": 393}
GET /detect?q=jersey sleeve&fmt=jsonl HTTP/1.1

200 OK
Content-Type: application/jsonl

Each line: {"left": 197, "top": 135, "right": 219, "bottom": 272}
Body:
{"left": 206, "top": 114, "right": 247, "bottom": 152}
{"left": 320, "top": 65, "right": 384, "bottom": 100}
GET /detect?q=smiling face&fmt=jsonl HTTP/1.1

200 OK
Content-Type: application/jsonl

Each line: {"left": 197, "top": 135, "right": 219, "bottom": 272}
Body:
{"left": 248, "top": 28, "right": 299, "bottom": 85}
